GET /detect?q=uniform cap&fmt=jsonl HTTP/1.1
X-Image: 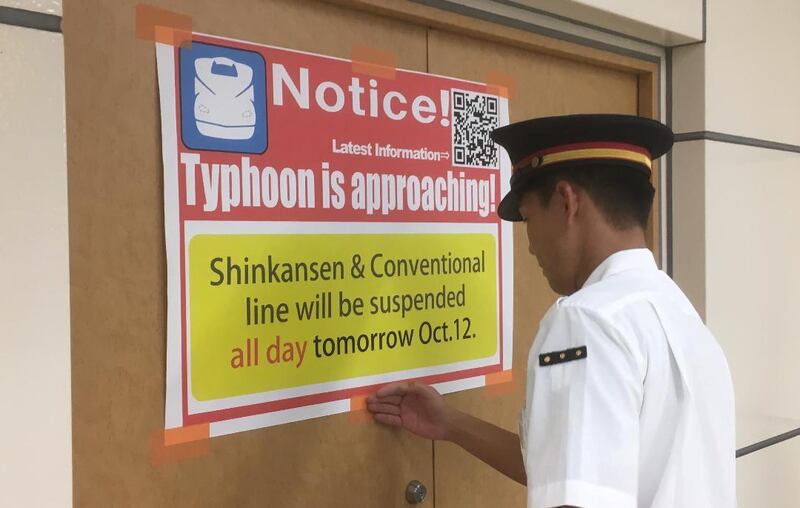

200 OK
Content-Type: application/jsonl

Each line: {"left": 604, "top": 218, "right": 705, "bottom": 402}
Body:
{"left": 491, "top": 114, "right": 674, "bottom": 221}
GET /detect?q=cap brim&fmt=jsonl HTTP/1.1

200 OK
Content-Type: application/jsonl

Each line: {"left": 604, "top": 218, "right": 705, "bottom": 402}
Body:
{"left": 497, "top": 164, "right": 543, "bottom": 222}
{"left": 490, "top": 114, "right": 674, "bottom": 163}
{"left": 498, "top": 191, "right": 523, "bottom": 221}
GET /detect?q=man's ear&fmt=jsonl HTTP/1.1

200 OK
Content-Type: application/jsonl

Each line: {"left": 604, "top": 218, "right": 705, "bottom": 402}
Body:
{"left": 554, "top": 180, "right": 580, "bottom": 221}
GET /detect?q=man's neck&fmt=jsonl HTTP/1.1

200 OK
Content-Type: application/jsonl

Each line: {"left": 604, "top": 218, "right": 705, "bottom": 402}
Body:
{"left": 573, "top": 228, "right": 647, "bottom": 292}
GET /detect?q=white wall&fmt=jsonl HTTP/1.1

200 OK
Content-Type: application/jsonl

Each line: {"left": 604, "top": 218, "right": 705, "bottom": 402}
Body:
{"left": 704, "top": 140, "right": 800, "bottom": 506}
{"left": 670, "top": 140, "right": 706, "bottom": 318}
{"left": 496, "top": 0, "right": 703, "bottom": 44}
{"left": 0, "top": 3, "right": 72, "bottom": 506}
{"left": 671, "top": 0, "right": 800, "bottom": 506}
{"left": 704, "top": 0, "right": 800, "bottom": 146}
{"left": 0, "top": 0, "right": 60, "bottom": 14}
{"left": 569, "top": 0, "right": 702, "bottom": 39}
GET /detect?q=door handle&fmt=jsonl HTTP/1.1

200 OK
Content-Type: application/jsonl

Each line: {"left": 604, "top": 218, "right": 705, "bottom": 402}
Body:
{"left": 405, "top": 480, "right": 428, "bottom": 504}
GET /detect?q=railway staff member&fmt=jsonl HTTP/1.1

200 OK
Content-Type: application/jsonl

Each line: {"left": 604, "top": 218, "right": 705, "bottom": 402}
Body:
{"left": 368, "top": 114, "right": 736, "bottom": 507}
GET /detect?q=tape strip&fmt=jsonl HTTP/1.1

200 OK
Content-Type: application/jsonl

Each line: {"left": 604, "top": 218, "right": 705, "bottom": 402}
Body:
{"left": 149, "top": 425, "right": 210, "bottom": 466}
{"left": 135, "top": 4, "right": 192, "bottom": 47}
{"left": 350, "top": 395, "right": 368, "bottom": 411}
{"left": 484, "top": 370, "right": 515, "bottom": 397}
{"left": 485, "top": 369, "right": 513, "bottom": 386}
{"left": 352, "top": 45, "right": 397, "bottom": 80}
{"left": 485, "top": 70, "right": 515, "bottom": 99}
{"left": 164, "top": 422, "right": 210, "bottom": 446}
{"left": 348, "top": 395, "right": 372, "bottom": 423}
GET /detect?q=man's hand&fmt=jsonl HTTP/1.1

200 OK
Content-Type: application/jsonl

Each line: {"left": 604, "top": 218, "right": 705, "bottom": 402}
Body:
{"left": 366, "top": 381, "right": 454, "bottom": 441}
{"left": 367, "top": 380, "right": 527, "bottom": 485}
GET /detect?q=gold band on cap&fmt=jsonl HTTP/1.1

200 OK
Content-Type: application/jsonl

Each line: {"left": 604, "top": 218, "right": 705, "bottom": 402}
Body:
{"left": 513, "top": 142, "right": 653, "bottom": 173}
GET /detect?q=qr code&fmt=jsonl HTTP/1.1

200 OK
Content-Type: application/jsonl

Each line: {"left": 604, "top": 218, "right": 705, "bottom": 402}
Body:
{"left": 452, "top": 90, "right": 499, "bottom": 168}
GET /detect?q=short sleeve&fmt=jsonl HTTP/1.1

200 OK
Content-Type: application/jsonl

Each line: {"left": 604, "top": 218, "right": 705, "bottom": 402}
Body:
{"left": 524, "top": 304, "right": 643, "bottom": 508}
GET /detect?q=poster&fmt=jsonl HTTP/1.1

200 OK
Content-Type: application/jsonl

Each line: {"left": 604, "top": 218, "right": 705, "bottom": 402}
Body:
{"left": 156, "top": 32, "right": 513, "bottom": 437}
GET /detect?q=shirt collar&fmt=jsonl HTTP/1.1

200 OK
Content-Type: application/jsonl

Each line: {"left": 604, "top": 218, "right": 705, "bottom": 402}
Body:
{"left": 581, "top": 248, "right": 657, "bottom": 289}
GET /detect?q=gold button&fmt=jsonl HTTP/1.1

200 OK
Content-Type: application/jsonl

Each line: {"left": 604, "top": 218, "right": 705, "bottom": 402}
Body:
{"left": 544, "top": 356, "right": 551, "bottom": 363}
{"left": 559, "top": 353, "right": 566, "bottom": 360}
{"left": 576, "top": 350, "right": 582, "bottom": 357}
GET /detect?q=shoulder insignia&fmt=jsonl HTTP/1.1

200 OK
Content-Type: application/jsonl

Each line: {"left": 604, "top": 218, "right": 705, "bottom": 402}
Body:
{"left": 539, "top": 346, "right": 587, "bottom": 366}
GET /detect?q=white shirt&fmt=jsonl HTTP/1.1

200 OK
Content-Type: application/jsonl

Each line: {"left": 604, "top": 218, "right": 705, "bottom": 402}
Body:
{"left": 520, "top": 249, "right": 736, "bottom": 508}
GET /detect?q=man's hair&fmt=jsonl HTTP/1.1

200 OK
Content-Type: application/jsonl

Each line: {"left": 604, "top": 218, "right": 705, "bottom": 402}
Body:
{"left": 521, "top": 165, "right": 655, "bottom": 230}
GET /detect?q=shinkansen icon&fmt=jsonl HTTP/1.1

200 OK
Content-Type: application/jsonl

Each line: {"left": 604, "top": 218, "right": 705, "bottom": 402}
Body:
{"left": 193, "top": 57, "right": 257, "bottom": 140}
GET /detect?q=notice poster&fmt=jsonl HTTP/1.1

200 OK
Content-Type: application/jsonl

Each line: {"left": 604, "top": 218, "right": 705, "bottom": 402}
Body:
{"left": 156, "top": 32, "right": 513, "bottom": 437}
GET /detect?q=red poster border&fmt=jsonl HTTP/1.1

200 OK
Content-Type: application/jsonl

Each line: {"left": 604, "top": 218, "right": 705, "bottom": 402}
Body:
{"left": 171, "top": 36, "right": 506, "bottom": 427}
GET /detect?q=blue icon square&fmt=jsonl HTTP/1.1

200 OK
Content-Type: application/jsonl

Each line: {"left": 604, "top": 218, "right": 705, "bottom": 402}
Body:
{"left": 179, "top": 42, "right": 268, "bottom": 153}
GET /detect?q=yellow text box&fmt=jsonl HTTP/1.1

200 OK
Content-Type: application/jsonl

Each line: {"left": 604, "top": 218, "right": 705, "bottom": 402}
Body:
{"left": 188, "top": 233, "right": 498, "bottom": 400}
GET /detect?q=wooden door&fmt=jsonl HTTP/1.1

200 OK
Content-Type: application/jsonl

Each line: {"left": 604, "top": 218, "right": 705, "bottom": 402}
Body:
{"left": 65, "top": 0, "right": 658, "bottom": 506}
{"left": 65, "top": 1, "right": 434, "bottom": 506}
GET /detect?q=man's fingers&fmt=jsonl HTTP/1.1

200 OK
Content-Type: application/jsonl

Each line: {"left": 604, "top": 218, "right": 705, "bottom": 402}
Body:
{"left": 370, "top": 381, "right": 431, "bottom": 404}
{"left": 366, "top": 402, "right": 400, "bottom": 416}
{"left": 368, "top": 394, "right": 402, "bottom": 405}
{"left": 375, "top": 382, "right": 410, "bottom": 398}
{"left": 373, "top": 413, "right": 402, "bottom": 427}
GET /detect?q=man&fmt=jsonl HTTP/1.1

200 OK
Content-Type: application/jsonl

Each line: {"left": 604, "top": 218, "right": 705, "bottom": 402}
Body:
{"left": 367, "top": 114, "right": 736, "bottom": 507}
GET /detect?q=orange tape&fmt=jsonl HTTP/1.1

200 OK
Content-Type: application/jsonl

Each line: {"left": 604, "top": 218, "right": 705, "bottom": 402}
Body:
{"left": 348, "top": 395, "right": 373, "bottom": 423}
{"left": 350, "top": 395, "right": 368, "bottom": 411}
{"left": 485, "top": 70, "right": 515, "bottom": 99}
{"left": 149, "top": 427, "right": 210, "bottom": 466}
{"left": 135, "top": 4, "right": 192, "bottom": 47}
{"left": 485, "top": 370, "right": 513, "bottom": 386}
{"left": 164, "top": 423, "right": 210, "bottom": 446}
{"left": 352, "top": 45, "right": 397, "bottom": 80}
{"left": 484, "top": 370, "right": 515, "bottom": 397}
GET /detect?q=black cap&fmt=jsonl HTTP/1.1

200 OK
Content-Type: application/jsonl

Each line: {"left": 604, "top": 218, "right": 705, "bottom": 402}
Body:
{"left": 492, "top": 114, "right": 674, "bottom": 221}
